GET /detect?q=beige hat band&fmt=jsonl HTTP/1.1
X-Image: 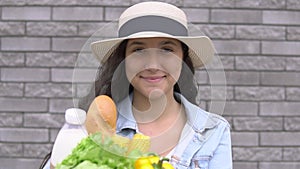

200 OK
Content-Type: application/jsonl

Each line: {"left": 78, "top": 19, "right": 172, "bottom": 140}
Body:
{"left": 118, "top": 15, "right": 188, "bottom": 38}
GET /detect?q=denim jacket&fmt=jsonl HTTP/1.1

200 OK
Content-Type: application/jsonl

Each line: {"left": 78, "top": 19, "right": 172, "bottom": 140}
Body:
{"left": 116, "top": 93, "right": 232, "bottom": 169}
{"left": 43, "top": 94, "right": 232, "bottom": 169}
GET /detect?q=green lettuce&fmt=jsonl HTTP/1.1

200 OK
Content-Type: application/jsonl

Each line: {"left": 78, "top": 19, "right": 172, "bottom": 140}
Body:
{"left": 56, "top": 133, "right": 141, "bottom": 169}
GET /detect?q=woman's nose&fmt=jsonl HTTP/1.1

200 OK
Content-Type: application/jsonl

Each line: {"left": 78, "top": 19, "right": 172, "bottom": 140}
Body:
{"left": 143, "top": 49, "right": 162, "bottom": 70}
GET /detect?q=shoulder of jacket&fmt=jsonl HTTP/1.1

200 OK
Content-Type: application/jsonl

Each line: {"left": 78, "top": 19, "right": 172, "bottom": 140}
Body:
{"left": 191, "top": 107, "right": 230, "bottom": 132}
{"left": 207, "top": 112, "right": 231, "bottom": 128}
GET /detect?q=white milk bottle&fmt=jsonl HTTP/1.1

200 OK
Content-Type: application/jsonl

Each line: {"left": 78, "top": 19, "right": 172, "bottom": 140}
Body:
{"left": 50, "top": 108, "right": 87, "bottom": 168}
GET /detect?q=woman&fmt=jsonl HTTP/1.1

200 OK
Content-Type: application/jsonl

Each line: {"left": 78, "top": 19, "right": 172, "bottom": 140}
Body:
{"left": 41, "top": 1, "right": 232, "bottom": 169}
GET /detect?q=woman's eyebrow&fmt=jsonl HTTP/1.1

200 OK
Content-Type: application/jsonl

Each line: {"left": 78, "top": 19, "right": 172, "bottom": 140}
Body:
{"left": 127, "top": 41, "right": 145, "bottom": 47}
{"left": 160, "top": 40, "right": 178, "bottom": 46}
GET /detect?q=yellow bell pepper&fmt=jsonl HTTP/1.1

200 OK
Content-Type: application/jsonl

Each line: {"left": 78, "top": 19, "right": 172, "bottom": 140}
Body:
{"left": 162, "top": 161, "right": 174, "bottom": 169}
{"left": 134, "top": 155, "right": 174, "bottom": 169}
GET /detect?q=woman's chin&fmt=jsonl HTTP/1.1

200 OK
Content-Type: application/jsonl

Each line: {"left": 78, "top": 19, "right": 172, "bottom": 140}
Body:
{"left": 148, "top": 89, "right": 166, "bottom": 100}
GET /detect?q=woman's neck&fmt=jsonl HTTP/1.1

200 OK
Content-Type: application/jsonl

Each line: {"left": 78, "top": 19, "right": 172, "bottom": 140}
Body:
{"left": 132, "top": 91, "right": 187, "bottom": 155}
{"left": 132, "top": 90, "right": 179, "bottom": 125}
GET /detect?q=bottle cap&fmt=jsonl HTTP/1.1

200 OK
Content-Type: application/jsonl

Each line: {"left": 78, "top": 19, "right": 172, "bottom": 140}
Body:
{"left": 65, "top": 108, "right": 86, "bottom": 125}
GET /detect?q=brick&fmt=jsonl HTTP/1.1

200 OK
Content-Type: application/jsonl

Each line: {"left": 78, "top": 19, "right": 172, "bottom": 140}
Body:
{"left": 214, "top": 40, "right": 260, "bottom": 55}
{"left": 26, "top": 0, "right": 131, "bottom": 6}
{"left": 204, "top": 55, "right": 233, "bottom": 71}
{"left": 260, "top": 162, "right": 300, "bottom": 169}
{"left": 261, "top": 72, "right": 300, "bottom": 86}
{"left": 226, "top": 71, "right": 259, "bottom": 85}
{"left": 0, "top": 0, "right": 25, "bottom": 5}
{"left": 87, "top": 0, "right": 131, "bottom": 6}
{"left": 1, "top": 68, "right": 49, "bottom": 82}
{"left": 211, "top": 9, "right": 262, "bottom": 24}
{"left": 232, "top": 147, "right": 282, "bottom": 161}
{"left": 0, "top": 158, "right": 42, "bottom": 169}
{"left": 235, "top": 0, "right": 286, "bottom": 9}
{"left": 75, "top": 83, "right": 92, "bottom": 98}
{"left": 26, "top": 22, "right": 77, "bottom": 36}
{"left": 52, "top": 68, "right": 98, "bottom": 83}
{"left": 261, "top": 102, "right": 300, "bottom": 116}
{"left": 233, "top": 162, "right": 258, "bottom": 169}
{"left": 50, "top": 129, "right": 60, "bottom": 142}
{"left": 198, "top": 86, "right": 233, "bottom": 101}
{"left": 0, "top": 22, "right": 25, "bottom": 35}
{"left": 51, "top": 68, "right": 73, "bottom": 82}
{"left": 236, "top": 25, "right": 285, "bottom": 40}
{"left": 131, "top": 0, "right": 182, "bottom": 6}
{"left": 0, "top": 83, "right": 23, "bottom": 97}
{"left": 207, "top": 71, "right": 227, "bottom": 85}
{"left": 262, "top": 41, "right": 300, "bottom": 55}
{"left": 24, "top": 144, "right": 53, "bottom": 157}
{"left": 235, "top": 56, "right": 285, "bottom": 70}
{"left": 0, "top": 98, "right": 47, "bottom": 112}
{"left": 26, "top": 52, "right": 77, "bottom": 67}
{"left": 182, "top": 8, "right": 209, "bottom": 23}
{"left": 286, "top": 57, "right": 300, "bottom": 71}
{"left": 53, "top": 7, "right": 103, "bottom": 21}
{"left": 0, "top": 128, "right": 48, "bottom": 142}
{"left": 0, "top": 113, "right": 23, "bottom": 127}
{"left": 284, "top": 117, "right": 300, "bottom": 131}
{"left": 222, "top": 101, "right": 258, "bottom": 116}
{"left": 76, "top": 52, "right": 100, "bottom": 68}
{"left": 52, "top": 37, "right": 88, "bottom": 52}
{"left": 287, "top": 27, "right": 300, "bottom": 40}
{"left": 78, "top": 22, "right": 118, "bottom": 37}
{"left": 24, "top": 113, "right": 64, "bottom": 128}
{"left": 105, "top": 7, "right": 126, "bottom": 21}
{"left": 193, "top": 24, "right": 235, "bottom": 39}
{"left": 2, "top": 7, "right": 50, "bottom": 20}
{"left": 1, "top": 37, "right": 50, "bottom": 51}
{"left": 206, "top": 100, "right": 228, "bottom": 116}
{"left": 283, "top": 147, "right": 300, "bottom": 161}
{"left": 0, "top": 143, "right": 22, "bottom": 157}
{"left": 49, "top": 99, "right": 74, "bottom": 113}
{"left": 287, "top": 0, "right": 300, "bottom": 9}
{"left": 287, "top": 87, "right": 300, "bottom": 101}
{"left": 183, "top": 0, "right": 234, "bottom": 8}
{"left": 25, "top": 83, "right": 72, "bottom": 98}
{"left": 194, "top": 70, "right": 208, "bottom": 84}
{"left": 218, "top": 55, "right": 235, "bottom": 70}
{"left": 235, "top": 87, "right": 285, "bottom": 101}
{"left": 0, "top": 52, "right": 24, "bottom": 66}
{"left": 231, "top": 132, "right": 258, "bottom": 146}
{"left": 260, "top": 132, "right": 300, "bottom": 146}
{"left": 263, "top": 11, "right": 300, "bottom": 25}
{"left": 233, "top": 117, "right": 283, "bottom": 131}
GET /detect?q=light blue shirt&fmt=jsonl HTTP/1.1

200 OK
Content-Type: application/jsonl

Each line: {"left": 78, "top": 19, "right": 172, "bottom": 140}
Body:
{"left": 43, "top": 93, "right": 232, "bottom": 169}
{"left": 116, "top": 93, "right": 232, "bottom": 169}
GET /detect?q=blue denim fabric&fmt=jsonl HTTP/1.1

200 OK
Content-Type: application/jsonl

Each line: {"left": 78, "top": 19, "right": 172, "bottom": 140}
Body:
{"left": 116, "top": 93, "right": 232, "bottom": 169}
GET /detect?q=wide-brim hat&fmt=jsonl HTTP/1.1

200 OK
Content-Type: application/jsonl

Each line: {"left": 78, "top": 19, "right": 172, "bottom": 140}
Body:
{"left": 91, "top": 1, "right": 216, "bottom": 68}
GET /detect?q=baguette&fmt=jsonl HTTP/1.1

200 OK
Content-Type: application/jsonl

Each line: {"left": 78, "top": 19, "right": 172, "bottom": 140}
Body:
{"left": 85, "top": 95, "right": 117, "bottom": 135}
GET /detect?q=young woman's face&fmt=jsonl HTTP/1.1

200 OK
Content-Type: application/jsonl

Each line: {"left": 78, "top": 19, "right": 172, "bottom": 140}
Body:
{"left": 125, "top": 37, "right": 184, "bottom": 99}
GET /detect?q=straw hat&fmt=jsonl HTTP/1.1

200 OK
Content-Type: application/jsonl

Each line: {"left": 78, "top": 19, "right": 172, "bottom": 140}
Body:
{"left": 91, "top": 1, "right": 216, "bottom": 68}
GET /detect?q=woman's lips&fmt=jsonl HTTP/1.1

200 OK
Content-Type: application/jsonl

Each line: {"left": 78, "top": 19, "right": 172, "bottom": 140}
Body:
{"left": 141, "top": 76, "right": 166, "bottom": 83}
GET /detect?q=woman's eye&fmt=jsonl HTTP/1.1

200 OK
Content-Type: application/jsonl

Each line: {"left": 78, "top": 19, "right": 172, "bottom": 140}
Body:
{"left": 161, "top": 48, "right": 174, "bottom": 52}
{"left": 132, "top": 48, "right": 144, "bottom": 53}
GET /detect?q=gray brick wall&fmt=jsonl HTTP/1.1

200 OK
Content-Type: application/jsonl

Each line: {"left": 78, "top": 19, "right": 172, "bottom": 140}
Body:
{"left": 0, "top": 0, "right": 299, "bottom": 169}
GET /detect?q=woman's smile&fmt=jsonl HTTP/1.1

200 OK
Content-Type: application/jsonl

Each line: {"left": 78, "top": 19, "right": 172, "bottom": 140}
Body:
{"left": 140, "top": 75, "right": 167, "bottom": 83}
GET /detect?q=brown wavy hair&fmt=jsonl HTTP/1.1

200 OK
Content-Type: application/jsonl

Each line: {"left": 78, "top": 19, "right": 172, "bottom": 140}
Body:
{"left": 78, "top": 40, "right": 197, "bottom": 111}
